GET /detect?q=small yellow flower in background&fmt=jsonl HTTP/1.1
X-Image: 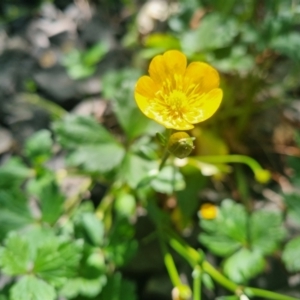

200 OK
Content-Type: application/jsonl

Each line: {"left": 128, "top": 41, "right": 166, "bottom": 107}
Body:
{"left": 135, "top": 50, "right": 223, "bottom": 130}
{"left": 199, "top": 203, "right": 218, "bottom": 220}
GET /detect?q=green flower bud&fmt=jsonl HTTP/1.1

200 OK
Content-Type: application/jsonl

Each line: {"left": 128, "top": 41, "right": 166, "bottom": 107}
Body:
{"left": 167, "top": 132, "right": 195, "bottom": 159}
{"left": 254, "top": 169, "right": 271, "bottom": 184}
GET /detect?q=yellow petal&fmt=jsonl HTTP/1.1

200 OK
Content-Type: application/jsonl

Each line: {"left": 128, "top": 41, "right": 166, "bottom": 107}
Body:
{"left": 184, "top": 62, "right": 220, "bottom": 94}
{"left": 134, "top": 76, "right": 158, "bottom": 118}
{"left": 158, "top": 115, "right": 194, "bottom": 130}
{"left": 184, "top": 88, "right": 223, "bottom": 124}
{"left": 199, "top": 203, "right": 218, "bottom": 219}
{"left": 149, "top": 50, "right": 187, "bottom": 84}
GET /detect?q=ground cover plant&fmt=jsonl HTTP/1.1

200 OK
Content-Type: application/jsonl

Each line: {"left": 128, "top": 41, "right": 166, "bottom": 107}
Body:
{"left": 0, "top": 0, "right": 300, "bottom": 299}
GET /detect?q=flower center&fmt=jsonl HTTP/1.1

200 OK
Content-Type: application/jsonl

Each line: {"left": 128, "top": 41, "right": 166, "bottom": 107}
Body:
{"left": 166, "top": 90, "right": 187, "bottom": 116}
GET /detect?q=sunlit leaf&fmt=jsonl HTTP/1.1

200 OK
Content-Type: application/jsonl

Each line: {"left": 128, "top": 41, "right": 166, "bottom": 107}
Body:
{"left": 223, "top": 248, "right": 265, "bottom": 284}
{"left": 0, "top": 158, "right": 32, "bottom": 188}
{"left": 200, "top": 199, "right": 247, "bottom": 256}
{"left": 53, "top": 115, "right": 116, "bottom": 147}
{"left": 0, "top": 190, "right": 33, "bottom": 239}
{"left": 282, "top": 236, "right": 300, "bottom": 272}
{"left": 151, "top": 166, "right": 185, "bottom": 194}
{"left": 250, "top": 210, "right": 286, "bottom": 255}
{"left": 181, "top": 13, "right": 239, "bottom": 54}
{"left": 33, "top": 237, "right": 83, "bottom": 287}
{"left": 30, "top": 176, "right": 64, "bottom": 225}
{"left": 0, "top": 232, "right": 31, "bottom": 275}
{"left": 10, "top": 275, "right": 56, "bottom": 300}
{"left": 59, "top": 275, "right": 107, "bottom": 298}
{"left": 24, "top": 129, "right": 52, "bottom": 163}
{"left": 75, "top": 212, "right": 104, "bottom": 246}
{"left": 67, "top": 143, "right": 125, "bottom": 173}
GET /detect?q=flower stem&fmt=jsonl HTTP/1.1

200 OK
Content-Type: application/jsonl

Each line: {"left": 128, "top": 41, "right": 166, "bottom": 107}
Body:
{"left": 159, "top": 129, "right": 173, "bottom": 171}
{"left": 192, "top": 266, "right": 202, "bottom": 300}
{"left": 158, "top": 231, "right": 181, "bottom": 287}
{"left": 190, "top": 154, "right": 270, "bottom": 183}
{"left": 166, "top": 228, "right": 298, "bottom": 300}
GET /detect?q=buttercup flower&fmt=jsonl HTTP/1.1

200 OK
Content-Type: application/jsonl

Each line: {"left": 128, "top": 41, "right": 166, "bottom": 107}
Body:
{"left": 199, "top": 203, "right": 218, "bottom": 220}
{"left": 134, "top": 50, "right": 223, "bottom": 130}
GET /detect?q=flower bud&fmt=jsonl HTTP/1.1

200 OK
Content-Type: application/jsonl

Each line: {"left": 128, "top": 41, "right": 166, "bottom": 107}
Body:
{"left": 254, "top": 169, "right": 271, "bottom": 184}
{"left": 167, "top": 132, "right": 195, "bottom": 159}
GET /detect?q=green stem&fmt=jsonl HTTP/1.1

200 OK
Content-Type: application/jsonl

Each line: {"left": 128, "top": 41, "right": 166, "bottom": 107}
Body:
{"left": 20, "top": 93, "right": 66, "bottom": 120}
{"left": 192, "top": 266, "right": 202, "bottom": 300}
{"left": 245, "top": 288, "right": 299, "bottom": 300}
{"left": 158, "top": 229, "right": 181, "bottom": 287}
{"left": 159, "top": 151, "right": 170, "bottom": 171}
{"left": 202, "top": 261, "right": 238, "bottom": 292}
{"left": 192, "top": 155, "right": 262, "bottom": 171}
{"left": 189, "top": 154, "right": 270, "bottom": 183}
{"left": 159, "top": 129, "right": 173, "bottom": 171}
{"left": 166, "top": 229, "right": 298, "bottom": 300}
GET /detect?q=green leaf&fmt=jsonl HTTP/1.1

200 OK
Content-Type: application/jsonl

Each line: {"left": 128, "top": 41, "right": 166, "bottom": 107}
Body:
{"left": 270, "top": 32, "right": 300, "bottom": 61}
{"left": 30, "top": 176, "right": 64, "bottom": 225}
{"left": 282, "top": 236, "right": 300, "bottom": 272}
{"left": 115, "top": 192, "right": 136, "bottom": 218}
{"left": 0, "top": 158, "right": 32, "bottom": 188}
{"left": 199, "top": 234, "right": 241, "bottom": 257}
{"left": 53, "top": 115, "right": 125, "bottom": 173}
{"left": 283, "top": 193, "right": 300, "bottom": 225}
{"left": 181, "top": 13, "right": 239, "bottom": 54}
{"left": 67, "top": 144, "right": 125, "bottom": 173}
{"left": 82, "top": 42, "right": 109, "bottom": 66}
{"left": 144, "top": 33, "right": 181, "bottom": 50}
{"left": 0, "top": 232, "right": 31, "bottom": 275}
{"left": 106, "top": 219, "right": 138, "bottom": 267}
{"left": 59, "top": 275, "right": 107, "bottom": 298}
{"left": 0, "top": 190, "right": 33, "bottom": 239}
{"left": 202, "top": 273, "right": 214, "bottom": 291}
{"left": 200, "top": 200, "right": 285, "bottom": 258}
{"left": 53, "top": 115, "right": 116, "bottom": 148}
{"left": 120, "top": 152, "right": 158, "bottom": 189}
{"left": 76, "top": 212, "right": 104, "bottom": 246}
{"left": 223, "top": 248, "right": 265, "bottom": 284}
{"left": 10, "top": 275, "right": 56, "bottom": 300}
{"left": 98, "top": 273, "right": 137, "bottom": 300}
{"left": 199, "top": 199, "right": 247, "bottom": 256}
{"left": 24, "top": 130, "right": 52, "bottom": 163}
{"left": 151, "top": 166, "right": 185, "bottom": 194}
{"left": 33, "top": 238, "right": 83, "bottom": 287}
{"left": 250, "top": 210, "right": 286, "bottom": 255}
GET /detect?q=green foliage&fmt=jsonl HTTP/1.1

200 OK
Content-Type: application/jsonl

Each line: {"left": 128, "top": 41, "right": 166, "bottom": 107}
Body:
{"left": 0, "top": 233, "right": 31, "bottom": 275}
{"left": 282, "top": 236, "right": 300, "bottom": 272}
{"left": 62, "top": 42, "right": 109, "bottom": 80}
{"left": 182, "top": 14, "right": 239, "bottom": 54}
{"left": 283, "top": 193, "right": 300, "bottom": 225}
{"left": 53, "top": 115, "right": 125, "bottom": 173}
{"left": 223, "top": 248, "right": 265, "bottom": 284}
{"left": 98, "top": 273, "right": 137, "bottom": 300}
{"left": 0, "top": 158, "right": 32, "bottom": 189}
{"left": 24, "top": 129, "right": 52, "bottom": 164}
{"left": 199, "top": 199, "right": 286, "bottom": 283}
{"left": 10, "top": 276, "right": 56, "bottom": 300}
{"left": 1, "top": 1, "right": 300, "bottom": 299}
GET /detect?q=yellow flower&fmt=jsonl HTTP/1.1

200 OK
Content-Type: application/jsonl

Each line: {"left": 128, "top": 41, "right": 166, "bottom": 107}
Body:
{"left": 199, "top": 203, "right": 218, "bottom": 220}
{"left": 134, "top": 50, "right": 223, "bottom": 130}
